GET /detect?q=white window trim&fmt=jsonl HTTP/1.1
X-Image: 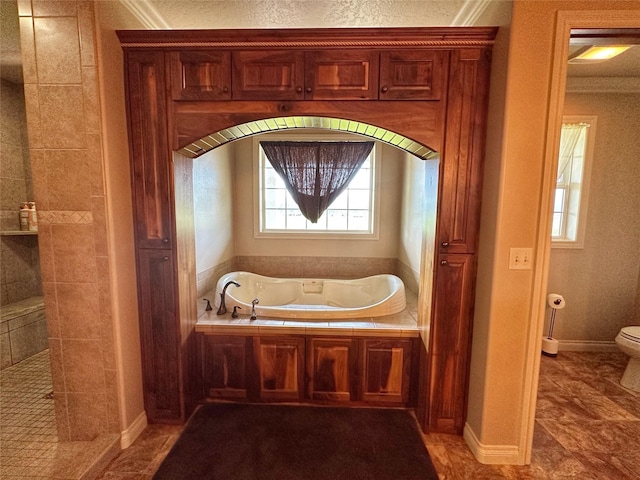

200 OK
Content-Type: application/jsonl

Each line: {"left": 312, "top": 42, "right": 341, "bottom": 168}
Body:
{"left": 551, "top": 115, "right": 597, "bottom": 249}
{"left": 252, "top": 132, "right": 381, "bottom": 240}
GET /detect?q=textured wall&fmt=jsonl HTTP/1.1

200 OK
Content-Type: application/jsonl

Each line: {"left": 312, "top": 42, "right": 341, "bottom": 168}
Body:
{"left": 547, "top": 92, "right": 640, "bottom": 342}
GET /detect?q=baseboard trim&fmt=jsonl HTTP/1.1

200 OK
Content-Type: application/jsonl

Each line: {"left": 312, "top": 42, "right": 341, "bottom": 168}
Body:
{"left": 120, "top": 411, "right": 148, "bottom": 449}
{"left": 463, "top": 423, "right": 522, "bottom": 465}
{"left": 558, "top": 340, "right": 617, "bottom": 352}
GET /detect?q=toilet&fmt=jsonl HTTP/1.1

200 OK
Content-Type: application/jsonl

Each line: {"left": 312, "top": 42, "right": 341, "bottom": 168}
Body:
{"left": 615, "top": 326, "right": 640, "bottom": 392}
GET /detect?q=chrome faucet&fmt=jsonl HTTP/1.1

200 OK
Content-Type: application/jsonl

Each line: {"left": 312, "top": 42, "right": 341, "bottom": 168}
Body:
{"left": 250, "top": 298, "right": 259, "bottom": 320}
{"left": 217, "top": 280, "right": 240, "bottom": 315}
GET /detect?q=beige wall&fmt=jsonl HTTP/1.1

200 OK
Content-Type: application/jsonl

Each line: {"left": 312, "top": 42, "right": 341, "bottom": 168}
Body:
{"left": 233, "top": 137, "right": 404, "bottom": 259}
{"left": 547, "top": 92, "right": 640, "bottom": 342}
{"left": 193, "top": 144, "right": 236, "bottom": 295}
{"left": 398, "top": 151, "right": 428, "bottom": 293}
{"left": 467, "top": 0, "right": 640, "bottom": 464}
{"left": 94, "top": 1, "right": 146, "bottom": 441}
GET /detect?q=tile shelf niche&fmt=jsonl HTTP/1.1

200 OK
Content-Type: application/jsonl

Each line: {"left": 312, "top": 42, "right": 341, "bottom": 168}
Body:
{"left": 0, "top": 231, "right": 38, "bottom": 236}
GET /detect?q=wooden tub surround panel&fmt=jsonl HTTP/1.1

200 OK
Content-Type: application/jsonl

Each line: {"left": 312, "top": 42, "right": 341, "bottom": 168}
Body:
{"left": 118, "top": 27, "right": 496, "bottom": 434}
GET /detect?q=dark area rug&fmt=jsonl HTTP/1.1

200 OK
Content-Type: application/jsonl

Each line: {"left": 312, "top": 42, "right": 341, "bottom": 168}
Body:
{"left": 153, "top": 403, "right": 438, "bottom": 480}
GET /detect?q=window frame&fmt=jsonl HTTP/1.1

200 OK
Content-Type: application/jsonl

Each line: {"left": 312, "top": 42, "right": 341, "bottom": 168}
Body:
{"left": 551, "top": 115, "right": 597, "bottom": 249}
{"left": 253, "top": 132, "right": 381, "bottom": 240}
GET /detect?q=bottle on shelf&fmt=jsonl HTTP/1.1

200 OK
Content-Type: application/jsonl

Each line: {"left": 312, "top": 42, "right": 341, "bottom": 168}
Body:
{"left": 27, "top": 202, "right": 37, "bottom": 232}
{"left": 19, "top": 203, "right": 30, "bottom": 231}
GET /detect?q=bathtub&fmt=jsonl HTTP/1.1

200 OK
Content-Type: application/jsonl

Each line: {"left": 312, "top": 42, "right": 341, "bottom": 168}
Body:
{"left": 215, "top": 271, "right": 406, "bottom": 319}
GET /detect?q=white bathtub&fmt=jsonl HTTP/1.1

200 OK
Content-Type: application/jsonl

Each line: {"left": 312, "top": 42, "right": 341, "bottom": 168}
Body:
{"left": 215, "top": 271, "right": 406, "bottom": 319}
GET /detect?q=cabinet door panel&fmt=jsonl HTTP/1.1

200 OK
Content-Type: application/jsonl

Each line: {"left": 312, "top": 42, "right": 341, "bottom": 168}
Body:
{"left": 137, "top": 249, "right": 180, "bottom": 421}
{"left": 361, "top": 339, "right": 412, "bottom": 404}
{"left": 380, "top": 50, "right": 448, "bottom": 100}
{"left": 126, "top": 51, "right": 173, "bottom": 249}
{"left": 439, "top": 48, "right": 491, "bottom": 254}
{"left": 232, "top": 50, "right": 305, "bottom": 100}
{"left": 305, "top": 50, "right": 379, "bottom": 100}
{"left": 428, "top": 253, "right": 476, "bottom": 433}
{"left": 254, "top": 337, "right": 304, "bottom": 400}
{"left": 307, "top": 338, "right": 358, "bottom": 401}
{"left": 201, "top": 336, "right": 248, "bottom": 398}
{"left": 170, "top": 51, "right": 231, "bottom": 101}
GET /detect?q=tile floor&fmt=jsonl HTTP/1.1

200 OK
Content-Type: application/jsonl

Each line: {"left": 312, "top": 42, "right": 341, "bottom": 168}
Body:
{"left": 2, "top": 350, "right": 639, "bottom": 479}
{"left": 0, "top": 350, "right": 118, "bottom": 480}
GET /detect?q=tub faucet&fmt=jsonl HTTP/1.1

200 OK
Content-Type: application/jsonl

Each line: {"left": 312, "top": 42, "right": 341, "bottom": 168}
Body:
{"left": 217, "top": 280, "right": 240, "bottom": 315}
{"left": 250, "top": 298, "right": 259, "bottom": 320}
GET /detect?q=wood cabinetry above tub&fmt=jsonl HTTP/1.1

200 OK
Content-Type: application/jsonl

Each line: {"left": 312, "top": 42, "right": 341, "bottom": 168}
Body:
{"left": 118, "top": 27, "right": 496, "bottom": 433}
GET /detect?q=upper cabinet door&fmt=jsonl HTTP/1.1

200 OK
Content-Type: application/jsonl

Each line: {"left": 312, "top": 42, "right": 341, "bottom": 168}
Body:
{"left": 126, "top": 50, "right": 173, "bottom": 249}
{"left": 232, "top": 50, "right": 305, "bottom": 100}
{"left": 304, "top": 50, "right": 379, "bottom": 100}
{"left": 170, "top": 51, "right": 231, "bottom": 101}
{"left": 438, "top": 48, "right": 491, "bottom": 254}
{"left": 379, "top": 50, "right": 448, "bottom": 100}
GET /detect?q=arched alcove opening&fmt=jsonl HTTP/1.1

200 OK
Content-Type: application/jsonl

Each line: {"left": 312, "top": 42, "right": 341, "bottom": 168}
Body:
{"left": 177, "top": 116, "right": 439, "bottom": 160}
{"left": 181, "top": 114, "right": 440, "bottom": 329}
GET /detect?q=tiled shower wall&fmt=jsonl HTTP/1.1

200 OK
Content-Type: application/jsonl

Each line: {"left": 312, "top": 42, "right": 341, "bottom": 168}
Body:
{"left": 18, "top": 0, "right": 119, "bottom": 441}
{"left": 0, "top": 79, "right": 41, "bottom": 305}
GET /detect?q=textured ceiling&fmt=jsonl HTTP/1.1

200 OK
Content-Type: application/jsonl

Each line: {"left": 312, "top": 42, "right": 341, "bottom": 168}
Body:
{"left": 144, "top": 0, "right": 469, "bottom": 29}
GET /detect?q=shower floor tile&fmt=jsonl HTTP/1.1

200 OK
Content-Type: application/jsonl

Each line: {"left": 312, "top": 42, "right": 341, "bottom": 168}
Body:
{"left": 0, "top": 350, "right": 119, "bottom": 479}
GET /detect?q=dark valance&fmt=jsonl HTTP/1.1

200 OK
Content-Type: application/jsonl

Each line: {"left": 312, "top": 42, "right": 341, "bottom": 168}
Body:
{"left": 260, "top": 141, "right": 374, "bottom": 223}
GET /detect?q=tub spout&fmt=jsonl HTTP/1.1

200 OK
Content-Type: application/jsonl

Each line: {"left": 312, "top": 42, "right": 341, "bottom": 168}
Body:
{"left": 250, "top": 298, "right": 259, "bottom": 320}
{"left": 217, "top": 280, "right": 240, "bottom": 315}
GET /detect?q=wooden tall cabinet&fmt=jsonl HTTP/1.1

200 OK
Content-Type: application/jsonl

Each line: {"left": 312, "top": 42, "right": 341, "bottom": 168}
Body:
{"left": 118, "top": 28, "right": 496, "bottom": 432}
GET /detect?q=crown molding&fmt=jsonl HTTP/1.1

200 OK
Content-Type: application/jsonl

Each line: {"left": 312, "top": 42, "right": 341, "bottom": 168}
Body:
{"left": 119, "top": 0, "right": 170, "bottom": 30}
{"left": 565, "top": 76, "right": 640, "bottom": 93}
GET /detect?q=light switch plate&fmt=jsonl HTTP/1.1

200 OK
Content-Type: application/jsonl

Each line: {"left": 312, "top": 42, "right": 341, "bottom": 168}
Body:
{"left": 509, "top": 248, "right": 532, "bottom": 270}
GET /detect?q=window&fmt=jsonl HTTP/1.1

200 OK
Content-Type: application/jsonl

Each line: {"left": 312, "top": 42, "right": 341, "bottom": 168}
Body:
{"left": 255, "top": 134, "right": 379, "bottom": 238}
{"left": 551, "top": 116, "right": 596, "bottom": 248}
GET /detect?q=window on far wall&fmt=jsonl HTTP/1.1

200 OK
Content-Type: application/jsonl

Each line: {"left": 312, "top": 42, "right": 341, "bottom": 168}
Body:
{"left": 255, "top": 133, "right": 379, "bottom": 239}
{"left": 551, "top": 115, "right": 596, "bottom": 248}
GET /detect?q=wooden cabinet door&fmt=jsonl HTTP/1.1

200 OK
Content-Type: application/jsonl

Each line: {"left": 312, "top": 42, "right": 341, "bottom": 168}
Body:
{"left": 253, "top": 337, "right": 304, "bottom": 401}
{"left": 306, "top": 338, "right": 358, "bottom": 401}
{"left": 232, "top": 50, "right": 305, "bottom": 100}
{"left": 126, "top": 51, "right": 173, "bottom": 249}
{"left": 361, "top": 339, "right": 412, "bottom": 405}
{"left": 438, "top": 48, "right": 491, "bottom": 254}
{"left": 379, "top": 50, "right": 448, "bottom": 100}
{"left": 201, "top": 335, "right": 249, "bottom": 399}
{"left": 304, "top": 50, "right": 379, "bottom": 100}
{"left": 428, "top": 253, "right": 476, "bottom": 433}
{"left": 137, "top": 249, "right": 181, "bottom": 421}
{"left": 169, "top": 51, "right": 231, "bottom": 101}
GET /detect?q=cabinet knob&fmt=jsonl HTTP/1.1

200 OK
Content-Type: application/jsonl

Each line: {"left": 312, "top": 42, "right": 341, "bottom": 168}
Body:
{"left": 296, "top": 86, "right": 303, "bottom": 93}
{"left": 381, "top": 86, "right": 389, "bottom": 93}
{"left": 441, "top": 241, "right": 449, "bottom": 248}
{"left": 305, "top": 87, "right": 312, "bottom": 94}
{"left": 278, "top": 104, "right": 288, "bottom": 111}
{"left": 162, "top": 238, "right": 169, "bottom": 244}
{"left": 163, "top": 256, "right": 169, "bottom": 261}
{"left": 222, "top": 86, "right": 229, "bottom": 93}
{"left": 440, "top": 260, "right": 448, "bottom": 266}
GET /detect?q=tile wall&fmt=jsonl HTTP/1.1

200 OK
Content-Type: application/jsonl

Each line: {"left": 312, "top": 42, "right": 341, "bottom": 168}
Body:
{"left": 17, "top": 0, "right": 119, "bottom": 441}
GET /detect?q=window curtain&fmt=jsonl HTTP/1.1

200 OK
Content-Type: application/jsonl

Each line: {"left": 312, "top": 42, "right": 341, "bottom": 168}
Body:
{"left": 261, "top": 141, "right": 374, "bottom": 223}
{"left": 557, "top": 124, "right": 587, "bottom": 181}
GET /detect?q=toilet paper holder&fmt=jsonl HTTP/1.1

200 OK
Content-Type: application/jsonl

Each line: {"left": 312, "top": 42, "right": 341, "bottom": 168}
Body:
{"left": 543, "top": 293, "right": 565, "bottom": 357}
